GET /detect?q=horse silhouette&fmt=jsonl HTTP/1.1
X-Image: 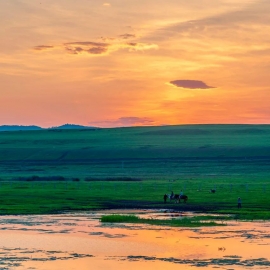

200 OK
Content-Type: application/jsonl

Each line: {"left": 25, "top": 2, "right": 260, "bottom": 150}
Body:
{"left": 168, "top": 194, "right": 188, "bottom": 203}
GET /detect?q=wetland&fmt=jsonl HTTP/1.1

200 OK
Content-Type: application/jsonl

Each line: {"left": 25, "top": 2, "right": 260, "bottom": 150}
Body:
{"left": 0, "top": 210, "right": 270, "bottom": 270}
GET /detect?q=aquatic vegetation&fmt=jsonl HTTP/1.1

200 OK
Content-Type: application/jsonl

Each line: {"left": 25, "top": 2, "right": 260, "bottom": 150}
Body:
{"left": 190, "top": 215, "right": 232, "bottom": 221}
{"left": 101, "top": 214, "right": 139, "bottom": 223}
{"left": 125, "top": 255, "right": 270, "bottom": 267}
{"left": 100, "top": 214, "right": 225, "bottom": 227}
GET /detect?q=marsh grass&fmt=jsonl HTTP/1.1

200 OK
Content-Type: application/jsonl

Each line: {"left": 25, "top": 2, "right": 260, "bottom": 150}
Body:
{"left": 100, "top": 214, "right": 225, "bottom": 227}
{"left": 190, "top": 215, "right": 232, "bottom": 221}
{"left": 101, "top": 214, "right": 139, "bottom": 222}
{"left": 217, "top": 210, "right": 270, "bottom": 221}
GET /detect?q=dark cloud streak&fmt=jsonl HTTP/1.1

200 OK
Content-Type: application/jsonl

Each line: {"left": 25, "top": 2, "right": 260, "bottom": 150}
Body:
{"left": 170, "top": 80, "right": 216, "bottom": 89}
{"left": 89, "top": 117, "right": 156, "bottom": 127}
{"left": 33, "top": 33, "right": 157, "bottom": 56}
{"left": 119, "top": 33, "right": 136, "bottom": 39}
{"left": 64, "top": 41, "right": 109, "bottom": 55}
{"left": 34, "top": 45, "right": 54, "bottom": 51}
{"left": 64, "top": 41, "right": 109, "bottom": 47}
{"left": 87, "top": 47, "right": 108, "bottom": 54}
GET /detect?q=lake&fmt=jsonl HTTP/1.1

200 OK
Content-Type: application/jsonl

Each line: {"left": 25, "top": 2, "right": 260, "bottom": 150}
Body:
{"left": 0, "top": 210, "right": 270, "bottom": 269}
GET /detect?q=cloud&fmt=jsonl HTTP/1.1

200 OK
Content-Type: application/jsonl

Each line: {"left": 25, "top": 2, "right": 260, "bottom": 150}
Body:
{"left": 170, "top": 80, "right": 216, "bottom": 89}
{"left": 124, "top": 42, "right": 158, "bottom": 51}
{"left": 119, "top": 33, "right": 136, "bottom": 39}
{"left": 126, "top": 42, "right": 137, "bottom": 46}
{"left": 89, "top": 117, "right": 156, "bottom": 127}
{"left": 117, "top": 117, "right": 155, "bottom": 126}
{"left": 33, "top": 39, "right": 157, "bottom": 56}
{"left": 87, "top": 47, "right": 108, "bottom": 54}
{"left": 149, "top": 1, "right": 270, "bottom": 43}
{"left": 64, "top": 42, "right": 108, "bottom": 47}
{"left": 62, "top": 41, "right": 109, "bottom": 55}
{"left": 33, "top": 45, "right": 54, "bottom": 51}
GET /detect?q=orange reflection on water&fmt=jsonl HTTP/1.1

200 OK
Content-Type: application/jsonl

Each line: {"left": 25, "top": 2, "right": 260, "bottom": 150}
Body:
{"left": 0, "top": 212, "right": 269, "bottom": 269}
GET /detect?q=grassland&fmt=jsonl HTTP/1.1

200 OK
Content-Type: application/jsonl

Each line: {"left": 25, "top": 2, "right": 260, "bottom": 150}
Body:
{"left": 0, "top": 124, "right": 270, "bottom": 218}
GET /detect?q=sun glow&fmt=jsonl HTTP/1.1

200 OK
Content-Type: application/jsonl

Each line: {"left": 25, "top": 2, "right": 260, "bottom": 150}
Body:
{"left": 1, "top": 0, "right": 269, "bottom": 127}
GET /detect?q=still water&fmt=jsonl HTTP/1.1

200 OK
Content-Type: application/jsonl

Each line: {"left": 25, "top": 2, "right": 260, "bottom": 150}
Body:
{"left": 0, "top": 210, "right": 270, "bottom": 269}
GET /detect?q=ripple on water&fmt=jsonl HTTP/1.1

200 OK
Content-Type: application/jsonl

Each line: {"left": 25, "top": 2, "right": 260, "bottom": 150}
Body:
{"left": 0, "top": 210, "right": 269, "bottom": 270}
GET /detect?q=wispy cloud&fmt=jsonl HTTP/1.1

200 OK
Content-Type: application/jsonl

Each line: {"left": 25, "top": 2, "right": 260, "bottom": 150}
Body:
{"left": 118, "top": 117, "right": 155, "bottom": 126}
{"left": 89, "top": 117, "right": 156, "bottom": 127}
{"left": 119, "top": 33, "right": 136, "bottom": 39}
{"left": 124, "top": 42, "right": 158, "bottom": 51}
{"left": 170, "top": 80, "right": 216, "bottom": 89}
{"left": 63, "top": 41, "right": 109, "bottom": 55}
{"left": 152, "top": 1, "right": 270, "bottom": 40}
{"left": 33, "top": 45, "right": 54, "bottom": 51}
{"left": 33, "top": 36, "right": 158, "bottom": 56}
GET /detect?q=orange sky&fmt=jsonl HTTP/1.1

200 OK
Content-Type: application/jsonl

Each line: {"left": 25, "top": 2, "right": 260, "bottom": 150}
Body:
{"left": 1, "top": 0, "right": 269, "bottom": 127}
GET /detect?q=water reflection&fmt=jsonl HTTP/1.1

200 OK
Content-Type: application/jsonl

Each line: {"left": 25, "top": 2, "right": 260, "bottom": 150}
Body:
{"left": 0, "top": 210, "right": 269, "bottom": 269}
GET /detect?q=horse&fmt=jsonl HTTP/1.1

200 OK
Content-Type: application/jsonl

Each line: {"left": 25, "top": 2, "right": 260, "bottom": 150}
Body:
{"left": 169, "top": 193, "right": 177, "bottom": 202}
{"left": 168, "top": 194, "right": 188, "bottom": 203}
{"left": 179, "top": 194, "right": 188, "bottom": 203}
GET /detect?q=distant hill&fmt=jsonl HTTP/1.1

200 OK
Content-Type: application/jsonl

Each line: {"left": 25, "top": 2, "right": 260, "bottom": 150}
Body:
{"left": 0, "top": 125, "right": 43, "bottom": 131}
{"left": 50, "top": 124, "right": 97, "bottom": 130}
{"left": 0, "top": 124, "right": 97, "bottom": 132}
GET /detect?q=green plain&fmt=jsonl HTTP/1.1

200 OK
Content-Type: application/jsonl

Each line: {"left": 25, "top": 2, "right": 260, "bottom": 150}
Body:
{"left": 0, "top": 124, "right": 270, "bottom": 219}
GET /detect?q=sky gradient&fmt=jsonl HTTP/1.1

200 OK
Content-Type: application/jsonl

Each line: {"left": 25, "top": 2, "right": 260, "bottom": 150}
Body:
{"left": 1, "top": 0, "right": 269, "bottom": 127}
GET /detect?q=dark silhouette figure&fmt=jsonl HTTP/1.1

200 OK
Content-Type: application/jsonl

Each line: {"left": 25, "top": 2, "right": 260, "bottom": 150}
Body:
{"left": 163, "top": 194, "right": 168, "bottom": 203}
{"left": 237, "top": 197, "right": 242, "bottom": 208}
{"left": 180, "top": 194, "right": 188, "bottom": 203}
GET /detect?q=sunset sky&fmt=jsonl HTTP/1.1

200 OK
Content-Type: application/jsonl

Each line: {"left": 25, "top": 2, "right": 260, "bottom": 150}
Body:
{"left": 1, "top": 0, "right": 269, "bottom": 127}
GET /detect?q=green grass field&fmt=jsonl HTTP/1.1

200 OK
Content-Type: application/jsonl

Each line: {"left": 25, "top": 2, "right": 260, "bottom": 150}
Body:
{"left": 0, "top": 124, "right": 270, "bottom": 218}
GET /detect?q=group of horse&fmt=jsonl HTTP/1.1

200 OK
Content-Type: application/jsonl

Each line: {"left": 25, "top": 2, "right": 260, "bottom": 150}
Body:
{"left": 163, "top": 193, "right": 188, "bottom": 203}
{"left": 163, "top": 188, "right": 217, "bottom": 204}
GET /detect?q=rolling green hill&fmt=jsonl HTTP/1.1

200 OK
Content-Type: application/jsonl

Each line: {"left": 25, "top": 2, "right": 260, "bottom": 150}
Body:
{"left": 0, "top": 124, "right": 269, "bottom": 180}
